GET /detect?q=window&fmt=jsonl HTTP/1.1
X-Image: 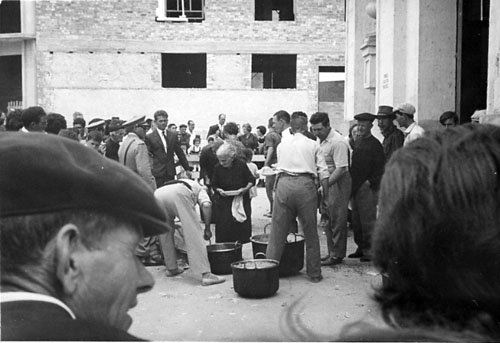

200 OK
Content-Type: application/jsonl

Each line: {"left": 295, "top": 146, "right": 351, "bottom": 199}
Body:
{"left": 318, "top": 66, "right": 345, "bottom": 102}
{"left": 161, "top": 53, "right": 206, "bottom": 88}
{"left": 255, "top": 0, "right": 294, "bottom": 21}
{"left": 0, "top": 0, "right": 21, "bottom": 33}
{"left": 252, "top": 54, "right": 296, "bottom": 89}
{"left": 157, "top": 0, "right": 204, "bottom": 22}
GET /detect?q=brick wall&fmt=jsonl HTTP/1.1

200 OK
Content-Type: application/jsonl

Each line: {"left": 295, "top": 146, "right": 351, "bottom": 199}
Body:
{"left": 35, "top": 0, "right": 347, "bottom": 130}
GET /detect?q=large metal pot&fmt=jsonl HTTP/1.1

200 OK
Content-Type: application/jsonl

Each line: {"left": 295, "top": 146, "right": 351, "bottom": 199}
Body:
{"left": 250, "top": 224, "right": 305, "bottom": 276}
{"left": 231, "top": 258, "right": 279, "bottom": 298}
{"left": 206, "top": 242, "right": 242, "bottom": 275}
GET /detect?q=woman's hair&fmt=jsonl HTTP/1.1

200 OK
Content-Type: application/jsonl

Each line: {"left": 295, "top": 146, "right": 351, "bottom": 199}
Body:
{"left": 216, "top": 143, "right": 237, "bottom": 159}
{"left": 372, "top": 124, "right": 500, "bottom": 338}
{"left": 223, "top": 121, "right": 239, "bottom": 136}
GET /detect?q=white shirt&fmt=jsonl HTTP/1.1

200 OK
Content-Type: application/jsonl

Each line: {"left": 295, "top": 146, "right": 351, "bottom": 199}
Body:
{"left": 0, "top": 291, "right": 76, "bottom": 319}
{"left": 404, "top": 122, "right": 425, "bottom": 146}
{"left": 276, "top": 132, "right": 329, "bottom": 180}
{"left": 156, "top": 127, "right": 168, "bottom": 152}
{"left": 319, "top": 129, "right": 350, "bottom": 173}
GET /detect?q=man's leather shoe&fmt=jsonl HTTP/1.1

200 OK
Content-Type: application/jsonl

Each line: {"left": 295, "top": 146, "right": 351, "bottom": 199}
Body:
{"left": 321, "top": 257, "right": 343, "bottom": 266}
{"left": 321, "top": 255, "right": 330, "bottom": 261}
{"left": 360, "top": 256, "right": 372, "bottom": 262}
{"left": 310, "top": 275, "right": 323, "bottom": 283}
{"left": 348, "top": 251, "right": 363, "bottom": 258}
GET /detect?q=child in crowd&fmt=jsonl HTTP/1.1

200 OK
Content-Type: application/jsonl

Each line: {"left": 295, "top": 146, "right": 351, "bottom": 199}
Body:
{"left": 188, "top": 135, "right": 202, "bottom": 172}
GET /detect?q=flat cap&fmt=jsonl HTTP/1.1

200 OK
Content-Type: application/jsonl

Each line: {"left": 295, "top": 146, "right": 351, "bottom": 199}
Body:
{"left": 376, "top": 105, "right": 395, "bottom": 118}
{"left": 354, "top": 112, "right": 376, "bottom": 122}
{"left": 394, "top": 103, "right": 416, "bottom": 116}
{"left": 0, "top": 132, "right": 167, "bottom": 236}
{"left": 122, "top": 115, "right": 146, "bottom": 128}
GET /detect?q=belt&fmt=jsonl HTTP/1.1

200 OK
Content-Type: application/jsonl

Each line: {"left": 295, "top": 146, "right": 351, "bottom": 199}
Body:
{"left": 280, "top": 172, "right": 313, "bottom": 178}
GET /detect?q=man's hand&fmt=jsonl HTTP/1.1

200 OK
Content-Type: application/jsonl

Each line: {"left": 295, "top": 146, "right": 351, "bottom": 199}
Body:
{"left": 203, "top": 228, "right": 212, "bottom": 241}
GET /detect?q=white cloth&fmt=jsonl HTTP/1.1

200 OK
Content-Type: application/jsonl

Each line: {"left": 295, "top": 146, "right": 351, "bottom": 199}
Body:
{"left": 0, "top": 292, "right": 76, "bottom": 319}
{"left": 231, "top": 195, "right": 247, "bottom": 222}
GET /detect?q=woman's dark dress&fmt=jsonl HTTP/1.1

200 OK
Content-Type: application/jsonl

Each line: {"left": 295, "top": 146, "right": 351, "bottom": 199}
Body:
{"left": 212, "top": 158, "right": 254, "bottom": 243}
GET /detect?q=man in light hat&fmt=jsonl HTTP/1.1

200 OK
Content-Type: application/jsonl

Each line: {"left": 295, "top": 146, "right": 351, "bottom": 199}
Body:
{"left": 393, "top": 102, "right": 425, "bottom": 146}
{"left": 376, "top": 105, "right": 404, "bottom": 162}
{"left": 349, "top": 112, "right": 385, "bottom": 262}
{"left": 0, "top": 132, "right": 168, "bottom": 340}
{"left": 119, "top": 116, "right": 162, "bottom": 266}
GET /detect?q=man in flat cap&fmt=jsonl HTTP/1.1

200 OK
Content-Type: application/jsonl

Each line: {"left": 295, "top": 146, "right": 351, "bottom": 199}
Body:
{"left": 105, "top": 118, "right": 125, "bottom": 161}
{"left": 349, "top": 112, "right": 385, "bottom": 262}
{"left": 393, "top": 102, "right": 425, "bottom": 146}
{"left": 376, "top": 105, "right": 404, "bottom": 162}
{"left": 0, "top": 132, "right": 168, "bottom": 340}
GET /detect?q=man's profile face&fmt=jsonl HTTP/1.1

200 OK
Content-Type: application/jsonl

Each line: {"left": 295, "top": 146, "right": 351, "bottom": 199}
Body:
{"left": 33, "top": 115, "right": 48, "bottom": 132}
{"left": 272, "top": 116, "right": 284, "bottom": 134}
{"left": 155, "top": 115, "right": 168, "bottom": 131}
{"left": 68, "top": 225, "right": 154, "bottom": 331}
{"left": 218, "top": 115, "right": 226, "bottom": 126}
{"left": 188, "top": 121, "right": 195, "bottom": 131}
{"left": 310, "top": 122, "right": 330, "bottom": 141}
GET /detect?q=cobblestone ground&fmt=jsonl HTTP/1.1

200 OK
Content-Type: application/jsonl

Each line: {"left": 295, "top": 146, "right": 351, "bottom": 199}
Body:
{"left": 129, "top": 186, "right": 382, "bottom": 341}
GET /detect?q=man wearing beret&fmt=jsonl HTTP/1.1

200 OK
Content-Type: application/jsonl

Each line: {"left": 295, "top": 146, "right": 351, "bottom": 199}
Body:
{"left": 146, "top": 110, "right": 192, "bottom": 188}
{"left": 105, "top": 118, "right": 125, "bottom": 161}
{"left": 349, "top": 112, "right": 385, "bottom": 262}
{"left": 393, "top": 102, "right": 425, "bottom": 146}
{"left": 0, "top": 132, "right": 168, "bottom": 340}
{"left": 376, "top": 105, "right": 404, "bottom": 162}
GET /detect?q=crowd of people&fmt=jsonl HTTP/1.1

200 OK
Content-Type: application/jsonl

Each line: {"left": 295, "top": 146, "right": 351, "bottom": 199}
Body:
{"left": 1, "top": 103, "right": 499, "bottom": 341}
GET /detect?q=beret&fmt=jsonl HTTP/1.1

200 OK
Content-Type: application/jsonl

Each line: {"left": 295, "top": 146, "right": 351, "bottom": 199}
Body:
{"left": 394, "top": 103, "right": 416, "bottom": 116}
{"left": 0, "top": 132, "right": 167, "bottom": 236}
{"left": 376, "top": 105, "right": 394, "bottom": 118}
{"left": 354, "top": 112, "right": 376, "bottom": 122}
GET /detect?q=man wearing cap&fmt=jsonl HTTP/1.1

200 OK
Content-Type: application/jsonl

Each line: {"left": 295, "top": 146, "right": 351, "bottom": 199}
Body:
{"left": 266, "top": 113, "right": 329, "bottom": 283}
{"left": 0, "top": 132, "right": 167, "bottom": 340}
{"left": 178, "top": 123, "right": 191, "bottom": 152}
{"left": 376, "top": 105, "right": 404, "bottom": 162}
{"left": 155, "top": 178, "right": 226, "bottom": 286}
{"left": 105, "top": 118, "right": 125, "bottom": 161}
{"left": 309, "top": 112, "right": 351, "bottom": 266}
{"left": 349, "top": 112, "right": 385, "bottom": 262}
{"left": 146, "top": 110, "right": 192, "bottom": 188}
{"left": 393, "top": 103, "right": 425, "bottom": 146}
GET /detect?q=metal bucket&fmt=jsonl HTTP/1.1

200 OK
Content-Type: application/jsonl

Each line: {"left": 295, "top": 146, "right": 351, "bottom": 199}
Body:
{"left": 206, "top": 241, "right": 242, "bottom": 275}
{"left": 250, "top": 223, "right": 305, "bottom": 276}
{"left": 231, "top": 258, "right": 280, "bottom": 298}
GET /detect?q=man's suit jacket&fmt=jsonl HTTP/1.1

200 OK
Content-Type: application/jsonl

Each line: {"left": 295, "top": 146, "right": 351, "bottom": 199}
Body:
{"left": 118, "top": 133, "right": 156, "bottom": 190}
{"left": 1, "top": 300, "right": 142, "bottom": 341}
{"left": 145, "top": 128, "right": 190, "bottom": 182}
{"left": 207, "top": 124, "right": 224, "bottom": 139}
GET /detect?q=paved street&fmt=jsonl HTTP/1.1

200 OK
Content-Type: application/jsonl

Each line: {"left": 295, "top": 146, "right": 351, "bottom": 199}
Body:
{"left": 129, "top": 186, "right": 383, "bottom": 341}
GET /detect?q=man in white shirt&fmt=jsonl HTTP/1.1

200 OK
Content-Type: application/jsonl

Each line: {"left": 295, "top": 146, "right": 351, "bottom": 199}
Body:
{"left": 393, "top": 103, "right": 425, "bottom": 145}
{"left": 266, "top": 113, "right": 329, "bottom": 283}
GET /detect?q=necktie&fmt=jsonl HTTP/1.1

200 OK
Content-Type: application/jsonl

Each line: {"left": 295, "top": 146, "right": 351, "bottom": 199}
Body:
{"left": 161, "top": 130, "right": 168, "bottom": 150}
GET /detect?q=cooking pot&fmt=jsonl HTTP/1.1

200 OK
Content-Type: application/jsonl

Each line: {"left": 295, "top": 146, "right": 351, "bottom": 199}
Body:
{"left": 250, "top": 223, "right": 304, "bottom": 276}
{"left": 206, "top": 241, "right": 242, "bottom": 275}
{"left": 231, "top": 257, "right": 279, "bottom": 298}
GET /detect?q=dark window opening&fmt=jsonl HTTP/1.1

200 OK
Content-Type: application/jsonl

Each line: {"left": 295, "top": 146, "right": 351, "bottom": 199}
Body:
{"left": 252, "top": 54, "right": 296, "bottom": 89}
{"left": 166, "top": 0, "right": 204, "bottom": 21}
{"left": 161, "top": 53, "right": 206, "bottom": 88}
{"left": 255, "top": 0, "right": 294, "bottom": 21}
{"left": 0, "top": 55, "right": 22, "bottom": 113}
{"left": 0, "top": 0, "right": 21, "bottom": 33}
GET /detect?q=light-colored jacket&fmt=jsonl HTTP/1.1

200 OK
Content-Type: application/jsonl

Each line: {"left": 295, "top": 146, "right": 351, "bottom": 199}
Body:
{"left": 118, "top": 132, "right": 156, "bottom": 190}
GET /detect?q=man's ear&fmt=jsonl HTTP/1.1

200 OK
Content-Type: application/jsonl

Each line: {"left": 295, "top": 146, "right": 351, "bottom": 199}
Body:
{"left": 55, "top": 224, "right": 84, "bottom": 295}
